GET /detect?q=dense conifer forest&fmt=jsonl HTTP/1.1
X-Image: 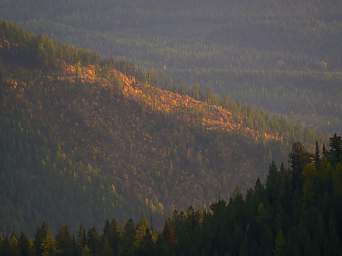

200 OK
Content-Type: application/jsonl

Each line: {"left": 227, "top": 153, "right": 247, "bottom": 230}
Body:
{"left": 0, "top": 22, "right": 325, "bottom": 234}
{"left": 0, "top": 1, "right": 342, "bottom": 254}
{"left": 0, "top": 134, "right": 341, "bottom": 256}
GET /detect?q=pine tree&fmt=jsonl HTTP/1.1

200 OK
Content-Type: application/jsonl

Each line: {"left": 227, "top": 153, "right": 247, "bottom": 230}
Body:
{"left": 289, "top": 142, "right": 311, "bottom": 191}
{"left": 122, "top": 219, "right": 136, "bottom": 256}
{"left": 162, "top": 221, "right": 177, "bottom": 250}
{"left": 139, "top": 229, "right": 154, "bottom": 256}
{"left": 266, "top": 161, "right": 278, "bottom": 203}
{"left": 274, "top": 230, "right": 286, "bottom": 256}
{"left": 34, "top": 223, "right": 48, "bottom": 256}
{"left": 76, "top": 226, "right": 87, "bottom": 254}
{"left": 19, "top": 232, "right": 34, "bottom": 256}
{"left": 102, "top": 219, "right": 121, "bottom": 255}
{"left": 329, "top": 134, "right": 342, "bottom": 165}
{"left": 56, "top": 225, "right": 73, "bottom": 256}
{"left": 87, "top": 227, "right": 100, "bottom": 256}
{"left": 101, "top": 239, "right": 113, "bottom": 256}
{"left": 326, "top": 214, "right": 342, "bottom": 256}
{"left": 41, "top": 231, "right": 56, "bottom": 256}
{"left": 322, "top": 144, "right": 327, "bottom": 157}
{"left": 8, "top": 233, "right": 20, "bottom": 256}
{"left": 315, "top": 141, "right": 320, "bottom": 169}
{"left": 134, "top": 218, "right": 149, "bottom": 249}
{"left": 1, "top": 237, "right": 12, "bottom": 256}
{"left": 280, "top": 162, "right": 285, "bottom": 172}
{"left": 80, "top": 246, "right": 91, "bottom": 256}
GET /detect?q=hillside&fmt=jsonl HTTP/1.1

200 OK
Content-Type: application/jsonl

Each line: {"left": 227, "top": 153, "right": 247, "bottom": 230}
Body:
{"left": 1, "top": 135, "right": 341, "bottom": 256}
{"left": 1, "top": 0, "right": 342, "bottom": 132}
{"left": 0, "top": 22, "right": 321, "bottom": 234}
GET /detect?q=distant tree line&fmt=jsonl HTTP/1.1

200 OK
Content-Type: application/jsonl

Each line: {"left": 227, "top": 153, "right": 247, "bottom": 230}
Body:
{"left": 1, "top": 134, "right": 341, "bottom": 256}
{"left": 169, "top": 84, "right": 323, "bottom": 147}
{"left": 0, "top": 21, "right": 100, "bottom": 70}
{"left": 0, "top": 21, "right": 152, "bottom": 83}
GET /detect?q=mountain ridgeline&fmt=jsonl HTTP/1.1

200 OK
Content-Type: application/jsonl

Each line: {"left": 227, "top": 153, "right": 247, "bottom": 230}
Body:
{"left": 1, "top": 0, "right": 342, "bottom": 133}
{"left": 1, "top": 135, "right": 341, "bottom": 256}
{"left": 0, "top": 22, "right": 322, "bottom": 234}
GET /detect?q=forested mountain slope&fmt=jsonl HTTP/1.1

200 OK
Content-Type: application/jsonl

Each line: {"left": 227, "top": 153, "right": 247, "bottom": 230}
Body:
{"left": 1, "top": 0, "right": 342, "bottom": 132}
{"left": 0, "top": 22, "right": 321, "bottom": 234}
{"left": 1, "top": 136, "right": 341, "bottom": 256}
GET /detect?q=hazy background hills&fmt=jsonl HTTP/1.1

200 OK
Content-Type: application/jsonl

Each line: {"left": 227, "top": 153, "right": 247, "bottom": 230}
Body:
{"left": 1, "top": 0, "right": 342, "bottom": 133}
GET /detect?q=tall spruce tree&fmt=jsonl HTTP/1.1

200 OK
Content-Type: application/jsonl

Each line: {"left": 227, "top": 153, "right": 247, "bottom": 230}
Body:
{"left": 34, "top": 223, "right": 48, "bottom": 256}
{"left": 329, "top": 134, "right": 342, "bottom": 165}
{"left": 315, "top": 141, "right": 320, "bottom": 169}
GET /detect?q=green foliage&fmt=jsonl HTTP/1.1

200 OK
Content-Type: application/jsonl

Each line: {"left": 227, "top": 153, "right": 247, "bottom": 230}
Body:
{"left": 329, "top": 134, "right": 342, "bottom": 165}
{"left": 0, "top": 22, "right": 329, "bottom": 243}
{"left": 274, "top": 230, "right": 286, "bottom": 256}
{"left": 0, "top": 23, "right": 313, "bottom": 235}
{"left": 41, "top": 232, "right": 56, "bottom": 256}
{"left": 55, "top": 225, "right": 73, "bottom": 256}
{"left": 0, "top": 21, "right": 99, "bottom": 70}
{"left": 1, "top": 135, "right": 341, "bottom": 255}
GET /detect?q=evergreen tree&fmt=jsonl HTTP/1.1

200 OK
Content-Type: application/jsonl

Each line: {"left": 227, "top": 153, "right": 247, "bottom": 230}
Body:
{"left": 133, "top": 218, "right": 149, "bottom": 249}
{"left": 76, "top": 226, "right": 87, "bottom": 255}
{"left": 80, "top": 246, "right": 91, "bottom": 256}
{"left": 122, "top": 219, "right": 136, "bottom": 256}
{"left": 102, "top": 219, "right": 121, "bottom": 255}
{"left": 56, "top": 225, "right": 73, "bottom": 256}
{"left": 289, "top": 142, "right": 311, "bottom": 191}
{"left": 100, "top": 239, "right": 113, "bottom": 256}
{"left": 322, "top": 144, "right": 327, "bottom": 157}
{"left": 41, "top": 232, "right": 56, "bottom": 256}
{"left": 139, "top": 229, "right": 155, "bottom": 256}
{"left": 19, "top": 233, "right": 34, "bottom": 256}
{"left": 274, "top": 230, "right": 286, "bottom": 256}
{"left": 280, "top": 162, "right": 285, "bottom": 172}
{"left": 161, "top": 221, "right": 177, "bottom": 251}
{"left": 329, "top": 134, "right": 342, "bottom": 165}
{"left": 34, "top": 223, "right": 48, "bottom": 256}
{"left": 8, "top": 233, "right": 20, "bottom": 256}
{"left": 87, "top": 227, "right": 100, "bottom": 256}
{"left": 326, "top": 214, "right": 342, "bottom": 256}
{"left": 1, "top": 237, "right": 12, "bottom": 256}
{"left": 2, "top": 135, "right": 342, "bottom": 256}
{"left": 314, "top": 141, "right": 320, "bottom": 169}
{"left": 266, "top": 161, "right": 278, "bottom": 204}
